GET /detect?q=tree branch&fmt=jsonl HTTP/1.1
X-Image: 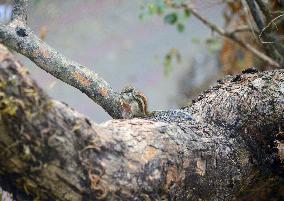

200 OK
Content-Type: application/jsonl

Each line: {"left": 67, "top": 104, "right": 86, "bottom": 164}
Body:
{"left": 245, "top": 0, "right": 265, "bottom": 30}
{"left": 0, "top": 45, "right": 283, "bottom": 201}
{"left": 0, "top": 0, "right": 148, "bottom": 119}
{"left": 259, "top": 13, "right": 284, "bottom": 43}
{"left": 0, "top": 23, "right": 126, "bottom": 118}
{"left": 227, "top": 25, "right": 256, "bottom": 35}
{"left": 255, "top": 0, "right": 273, "bottom": 22}
{"left": 12, "top": 0, "right": 28, "bottom": 24}
{"left": 245, "top": 0, "right": 284, "bottom": 66}
{"left": 179, "top": 4, "right": 281, "bottom": 68}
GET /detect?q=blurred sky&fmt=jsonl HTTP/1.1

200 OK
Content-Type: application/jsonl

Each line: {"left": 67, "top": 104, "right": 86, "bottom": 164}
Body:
{"left": 2, "top": 0, "right": 224, "bottom": 122}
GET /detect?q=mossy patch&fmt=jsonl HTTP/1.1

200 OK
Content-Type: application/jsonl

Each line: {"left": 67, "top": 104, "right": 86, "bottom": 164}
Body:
{"left": 0, "top": 95, "right": 20, "bottom": 117}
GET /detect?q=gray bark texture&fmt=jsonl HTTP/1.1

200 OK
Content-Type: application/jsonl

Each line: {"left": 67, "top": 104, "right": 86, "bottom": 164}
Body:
{"left": 0, "top": 44, "right": 283, "bottom": 201}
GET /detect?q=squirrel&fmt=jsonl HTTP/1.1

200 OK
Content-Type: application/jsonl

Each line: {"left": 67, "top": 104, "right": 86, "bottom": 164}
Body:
{"left": 120, "top": 86, "right": 149, "bottom": 117}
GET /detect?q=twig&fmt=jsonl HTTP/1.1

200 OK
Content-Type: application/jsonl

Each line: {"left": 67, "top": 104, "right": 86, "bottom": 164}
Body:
{"left": 245, "top": 0, "right": 265, "bottom": 30}
{"left": 227, "top": 26, "right": 257, "bottom": 35}
{"left": 181, "top": 5, "right": 280, "bottom": 68}
{"left": 259, "top": 14, "right": 284, "bottom": 43}
{"left": 240, "top": 0, "right": 259, "bottom": 41}
{"left": 155, "top": 0, "right": 279, "bottom": 67}
{"left": 0, "top": 0, "right": 146, "bottom": 119}
{"left": 255, "top": 0, "right": 273, "bottom": 22}
{"left": 11, "top": 0, "right": 28, "bottom": 24}
{"left": 245, "top": 0, "right": 284, "bottom": 66}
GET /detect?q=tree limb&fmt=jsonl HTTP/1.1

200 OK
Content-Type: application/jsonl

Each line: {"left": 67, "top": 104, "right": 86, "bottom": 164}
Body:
{"left": 227, "top": 26, "right": 256, "bottom": 35}
{"left": 255, "top": 0, "right": 273, "bottom": 22}
{"left": 0, "top": 44, "right": 283, "bottom": 201}
{"left": 0, "top": 0, "right": 147, "bottom": 119}
{"left": 11, "top": 0, "right": 28, "bottom": 24}
{"left": 245, "top": 0, "right": 265, "bottom": 30}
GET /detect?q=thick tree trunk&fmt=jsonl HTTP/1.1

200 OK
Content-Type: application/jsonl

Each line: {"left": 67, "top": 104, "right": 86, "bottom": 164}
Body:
{"left": 0, "top": 44, "right": 283, "bottom": 201}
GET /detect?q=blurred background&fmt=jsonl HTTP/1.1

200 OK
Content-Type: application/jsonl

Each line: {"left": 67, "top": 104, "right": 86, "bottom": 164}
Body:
{"left": 0, "top": 0, "right": 225, "bottom": 122}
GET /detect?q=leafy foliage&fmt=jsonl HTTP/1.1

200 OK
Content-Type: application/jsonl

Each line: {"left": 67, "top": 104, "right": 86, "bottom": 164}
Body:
{"left": 140, "top": 0, "right": 224, "bottom": 75}
{"left": 164, "top": 13, "right": 178, "bottom": 24}
{"left": 140, "top": 0, "right": 190, "bottom": 33}
{"left": 140, "top": 0, "right": 193, "bottom": 75}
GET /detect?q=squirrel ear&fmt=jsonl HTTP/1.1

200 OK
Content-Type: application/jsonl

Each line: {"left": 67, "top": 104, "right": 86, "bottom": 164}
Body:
{"left": 121, "top": 86, "right": 135, "bottom": 94}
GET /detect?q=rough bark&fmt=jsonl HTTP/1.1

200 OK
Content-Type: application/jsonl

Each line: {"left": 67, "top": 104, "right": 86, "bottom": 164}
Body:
{"left": 11, "top": 0, "right": 28, "bottom": 24}
{"left": 0, "top": 45, "right": 283, "bottom": 201}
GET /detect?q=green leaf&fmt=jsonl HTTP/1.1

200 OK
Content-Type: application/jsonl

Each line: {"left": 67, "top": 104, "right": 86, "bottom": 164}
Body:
{"left": 164, "top": 13, "right": 178, "bottom": 25}
{"left": 177, "top": 23, "right": 185, "bottom": 32}
{"left": 184, "top": 8, "right": 191, "bottom": 18}
{"left": 147, "top": 3, "right": 158, "bottom": 15}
